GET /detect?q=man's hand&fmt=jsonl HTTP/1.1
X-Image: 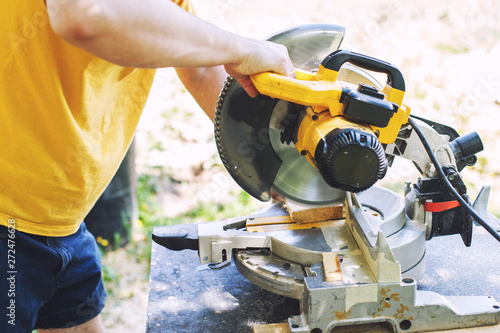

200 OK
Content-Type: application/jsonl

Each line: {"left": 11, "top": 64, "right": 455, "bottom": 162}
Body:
{"left": 176, "top": 38, "right": 294, "bottom": 121}
{"left": 224, "top": 38, "right": 295, "bottom": 97}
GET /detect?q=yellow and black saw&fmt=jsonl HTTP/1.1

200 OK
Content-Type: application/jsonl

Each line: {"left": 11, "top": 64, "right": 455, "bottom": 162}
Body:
{"left": 153, "top": 24, "right": 500, "bottom": 333}
{"left": 214, "top": 24, "right": 410, "bottom": 205}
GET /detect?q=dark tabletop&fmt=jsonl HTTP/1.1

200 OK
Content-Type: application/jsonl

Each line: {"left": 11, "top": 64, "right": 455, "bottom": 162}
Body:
{"left": 146, "top": 223, "right": 500, "bottom": 333}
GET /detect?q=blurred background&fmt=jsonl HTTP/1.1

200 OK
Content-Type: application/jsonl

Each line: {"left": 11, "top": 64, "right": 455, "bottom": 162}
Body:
{"left": 97, "top": 1, "right": 500, "bottom": 331}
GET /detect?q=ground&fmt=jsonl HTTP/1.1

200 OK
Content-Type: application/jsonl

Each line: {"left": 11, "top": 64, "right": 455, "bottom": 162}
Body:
{"left": 100, "top": 1, "right": 500, "bottom": 332}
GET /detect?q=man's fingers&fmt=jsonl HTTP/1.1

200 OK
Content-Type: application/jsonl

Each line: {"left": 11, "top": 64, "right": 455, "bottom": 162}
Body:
{"left": 223, "top": 40, "right": 295, "bottom": 98}
{"left": 237, "top": 77, "right": 259, "bottom": 98}
{"left": 273, "top": 43, "right": 295, "bottom": 78}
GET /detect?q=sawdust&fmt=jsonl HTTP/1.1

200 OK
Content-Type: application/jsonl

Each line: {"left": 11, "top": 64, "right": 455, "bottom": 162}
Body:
{"left": 101, "top": 1, "right": 500, "bottom": 332}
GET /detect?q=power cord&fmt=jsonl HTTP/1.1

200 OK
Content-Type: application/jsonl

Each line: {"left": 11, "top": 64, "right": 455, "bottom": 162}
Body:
{"left": 408, "top": 116, "right": 500, "bottom": 243}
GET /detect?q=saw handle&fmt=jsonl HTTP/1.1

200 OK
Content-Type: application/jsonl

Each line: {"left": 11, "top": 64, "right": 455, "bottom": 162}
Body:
{"left": 152, "top": 228, "right": 199, "bottom": 251}
{"left": 321, "top": 50, "right": 405, "bottom": 92}
{"left": 249, "top": 69, "right": 343, "bottom": 108}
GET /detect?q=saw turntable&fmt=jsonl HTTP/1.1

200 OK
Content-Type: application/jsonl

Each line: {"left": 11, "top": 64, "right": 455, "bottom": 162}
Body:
{"left": 151, "top": 25, "right": 500, "bottom": 333}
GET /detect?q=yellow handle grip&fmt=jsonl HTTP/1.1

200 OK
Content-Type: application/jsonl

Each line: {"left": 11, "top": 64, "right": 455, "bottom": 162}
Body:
{"left": 250, "top": 69, "right": 343, "bottom": 110}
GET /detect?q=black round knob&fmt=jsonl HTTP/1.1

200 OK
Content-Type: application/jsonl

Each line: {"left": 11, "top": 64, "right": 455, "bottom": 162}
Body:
{"left": 314, "top": 128, "right": 387, "bottom": 192}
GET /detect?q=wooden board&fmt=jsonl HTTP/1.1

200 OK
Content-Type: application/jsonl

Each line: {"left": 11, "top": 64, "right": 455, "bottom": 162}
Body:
{"left": 246, "top": 217, "right": 344, "bottom": 233}
{"left": 283, "top": 199, "right": 344, "bottom": 224}
{"left": 252, "top": 323, "right": 290, "bottom": 333}
{"left": 322, "top": 252, "right": 343, "bottom": 282}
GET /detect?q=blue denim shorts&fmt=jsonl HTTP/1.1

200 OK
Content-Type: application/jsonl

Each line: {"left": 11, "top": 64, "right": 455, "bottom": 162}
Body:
{"left": 0, "top": 221, "right": 106, "bottom": 332}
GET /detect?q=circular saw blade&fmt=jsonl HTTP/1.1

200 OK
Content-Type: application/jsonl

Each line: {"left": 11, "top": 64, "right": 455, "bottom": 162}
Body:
{"left": 215, "top": 77, "right": 281, "bottom": 202}
{"left": 215, "top": 24, "right": 354, "bottom": 204}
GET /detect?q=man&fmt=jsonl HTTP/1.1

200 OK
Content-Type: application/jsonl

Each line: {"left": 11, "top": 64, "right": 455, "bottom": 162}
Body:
{"left": 0, "top": 0, "right": 294, "bottom": 332}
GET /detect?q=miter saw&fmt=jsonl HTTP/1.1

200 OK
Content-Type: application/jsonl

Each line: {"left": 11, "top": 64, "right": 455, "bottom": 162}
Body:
{"left": 153, "top": 24, "right": 500, "bottom": 332}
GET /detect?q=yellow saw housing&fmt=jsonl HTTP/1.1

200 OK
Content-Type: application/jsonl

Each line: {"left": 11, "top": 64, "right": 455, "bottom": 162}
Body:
{"left": 250, "top": 50, "right": 411, "bottom": 192}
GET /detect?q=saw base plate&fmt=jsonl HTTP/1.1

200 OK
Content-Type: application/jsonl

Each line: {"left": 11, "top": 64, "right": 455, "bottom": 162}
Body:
{"left": 195, "top": 186, "right": 499, "bottom": 332}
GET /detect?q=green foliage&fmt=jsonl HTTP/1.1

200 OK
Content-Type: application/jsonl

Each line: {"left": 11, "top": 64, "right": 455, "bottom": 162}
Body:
{"left": 135, "top": 170, "right": 179, "bottom": 234}
{"left": 414, "top": 88, "right": 427, "bottom": 99}
{"left": 137, "top": 169, "right": 260, "bottom": 235}
{"left": 181, "top": 190, "right": 257, "bottom": 223}
{"left": 102, "top": 264, "right": 120, "bottom": 285}
{"left": 122, "top": 167, "right": 263, "bottom": 266}
{"left": 436, "top": 43, "right": 470, "bottom": 54}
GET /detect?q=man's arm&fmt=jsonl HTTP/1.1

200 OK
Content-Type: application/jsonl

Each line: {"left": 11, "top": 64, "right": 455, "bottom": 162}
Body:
{"left": 175, "top": 66, "right": 228, "bottom": 121}
{"left": 46, "top": 0, "right": 294, "bottom": 96}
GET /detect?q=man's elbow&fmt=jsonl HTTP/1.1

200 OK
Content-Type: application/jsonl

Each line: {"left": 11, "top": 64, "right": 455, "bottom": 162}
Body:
{"left": 46, "top": 0, "right": 106, "bottom": 44}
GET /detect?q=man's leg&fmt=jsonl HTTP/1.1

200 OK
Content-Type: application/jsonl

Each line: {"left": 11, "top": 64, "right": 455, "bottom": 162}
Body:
{"left": 1, "top": 222, "right": 106, "bottom": 332}
{"left": 34, "top": 222, "right": 107, "bottom": 331}
{"left": 1, "top": 225, "right": 62, "bottom": 332}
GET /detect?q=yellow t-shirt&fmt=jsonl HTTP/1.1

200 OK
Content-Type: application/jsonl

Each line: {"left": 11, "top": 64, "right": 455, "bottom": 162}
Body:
{"left": 0, "top": 0, "right": 194, "bottom": 236}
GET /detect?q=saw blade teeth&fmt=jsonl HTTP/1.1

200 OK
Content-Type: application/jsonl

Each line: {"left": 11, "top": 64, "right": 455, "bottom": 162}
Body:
{"left": 214, "top": 76, "right": 237, "bottom": 172}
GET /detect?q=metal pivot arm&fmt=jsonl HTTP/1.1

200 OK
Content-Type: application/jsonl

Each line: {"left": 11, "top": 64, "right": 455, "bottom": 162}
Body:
{"left": 397, "top": 116, "right": 500, "bottom": 245}
{"left": 385, "top": 117, "right": 457, "bottom": 178}
{"left": 386, "top": 115, "right": 483, "bottom": 180}
{"left": 385, "top": 116, "right": 500, "bottom": 246}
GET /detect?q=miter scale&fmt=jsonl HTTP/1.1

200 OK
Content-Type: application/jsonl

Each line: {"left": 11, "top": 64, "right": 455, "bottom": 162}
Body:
{"left": 153, "top": 25, "right": 500, "bottom": 332}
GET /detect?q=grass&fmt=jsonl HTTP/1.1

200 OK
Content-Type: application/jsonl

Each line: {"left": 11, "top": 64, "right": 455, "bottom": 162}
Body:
{"left": 135, "top": 169, "right": 262, "bottom": 235}
{"left": 136, "top": 171, "right": 262, "bottom": 262}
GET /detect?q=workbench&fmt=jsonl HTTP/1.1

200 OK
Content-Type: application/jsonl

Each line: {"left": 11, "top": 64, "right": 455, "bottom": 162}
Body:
{"left": 146, "top": 222, "right": 500, "bottom": 333}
